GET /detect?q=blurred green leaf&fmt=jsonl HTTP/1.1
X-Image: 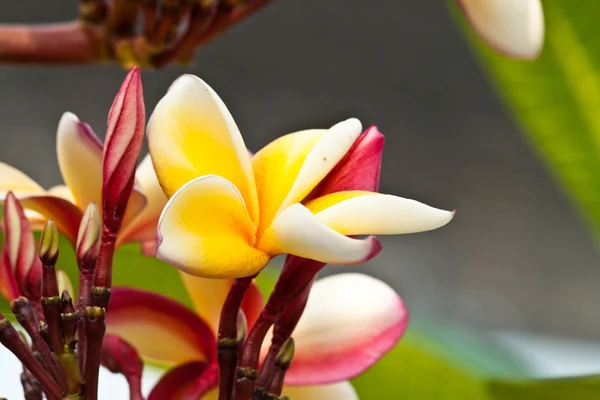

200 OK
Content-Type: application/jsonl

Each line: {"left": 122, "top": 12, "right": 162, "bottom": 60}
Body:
{"left": 488, "top": 375, "right": 600, "bottom": 399}
{"left": 451, "top": 1, "right": 600, "bottom": 240}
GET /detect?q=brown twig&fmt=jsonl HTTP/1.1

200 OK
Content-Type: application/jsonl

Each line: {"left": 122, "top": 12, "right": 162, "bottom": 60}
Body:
{"left": 0, "top": 22, "right": 106, "bottom": 64}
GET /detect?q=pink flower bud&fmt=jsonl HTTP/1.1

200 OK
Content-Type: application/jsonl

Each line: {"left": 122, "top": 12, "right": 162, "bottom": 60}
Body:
{"left": 102, "top": 67, "right": 145, "bottom": 232}
{"left": 1, "top": 192, "right": 36, "bottom": 300}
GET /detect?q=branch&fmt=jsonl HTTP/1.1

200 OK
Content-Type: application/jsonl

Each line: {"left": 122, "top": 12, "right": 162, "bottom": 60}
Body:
{"left": 0, "top": 22, "right": 106, "bottom": 65}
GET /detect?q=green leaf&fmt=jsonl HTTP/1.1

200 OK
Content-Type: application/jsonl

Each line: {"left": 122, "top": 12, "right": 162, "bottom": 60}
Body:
{"left": 350, "top": 319, "right": 533, "bottom": 400}
{"left": 488, "top": 375, "right": 600, "bottom": 399}
{"left": 449, "top": 1, "right": 600, "bottom": 240}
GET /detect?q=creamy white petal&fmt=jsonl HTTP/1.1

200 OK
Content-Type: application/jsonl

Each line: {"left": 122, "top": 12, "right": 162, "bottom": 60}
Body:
{"left": 458, "top": 0, "right": 544, "bottom": 59}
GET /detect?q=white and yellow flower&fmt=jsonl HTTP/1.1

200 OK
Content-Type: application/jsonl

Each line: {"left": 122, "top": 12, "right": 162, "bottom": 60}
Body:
{"left": 149, "top": 74, "right": 454, "bottom": 279}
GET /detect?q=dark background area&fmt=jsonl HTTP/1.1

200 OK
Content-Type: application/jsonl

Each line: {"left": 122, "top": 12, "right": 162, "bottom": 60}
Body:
{"left": 1, "top": 0, "right": 598, "bottom": 338}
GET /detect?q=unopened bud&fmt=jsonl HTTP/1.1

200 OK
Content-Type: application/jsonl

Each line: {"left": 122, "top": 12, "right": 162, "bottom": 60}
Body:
{"left": 39, "top": 220, "right": 59, "bottom": 266}
{"left": 76, "top": 203, "right": 101, "bottom": 268}
{"left": 56, "top": 271, "right": 74, "bottom": 299}
{"left": 102, "top": 67, "right": 145, "bottom": 231}
{"left": 275, "top": 337, "right": 294, "bottom": 370}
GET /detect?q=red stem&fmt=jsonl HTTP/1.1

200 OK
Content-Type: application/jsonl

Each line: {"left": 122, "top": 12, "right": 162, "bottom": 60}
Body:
{"left": 218, "top": 276, "right": 254, "bottom": 400}
{"left": 0, "top": 319, "right": 63, "bottom": 399}
{"left": 91, "top": 226, "right": 117, "bottom": 307}
{"left": 0, "top": 22, "right": 105, "bottom": 64}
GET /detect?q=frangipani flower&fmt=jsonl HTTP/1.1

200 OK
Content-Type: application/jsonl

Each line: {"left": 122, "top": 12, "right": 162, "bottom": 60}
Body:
{"left": 456, "top": 0, "right": 544, "bottom": 59}
{"left": 149, "top": 74, "right": 454, "bottom": 279}
{"left": 106, "top": 273, "right": 408, "bottom": 399}
{"left": 0, "top": 113, "right": 166, "bottom": 249}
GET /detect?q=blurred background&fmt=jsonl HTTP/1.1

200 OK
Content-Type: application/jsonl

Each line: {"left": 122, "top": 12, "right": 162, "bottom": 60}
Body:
{"left": 1, "top": 0, "right": 597, "bottom": 340}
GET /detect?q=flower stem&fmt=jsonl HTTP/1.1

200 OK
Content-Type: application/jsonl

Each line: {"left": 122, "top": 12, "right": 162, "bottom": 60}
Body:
{"left": 11, "top": 298, "right": 65, "bottom": 392}
{"left": 91, "top": 226, "right": 118, "bottom": 306}
{"left": 84, "top": 306, "right": 106, "bottom": 400}
{"left": 0, "top": 318, "right": 63, "bottom": 399}
{"left": 218, "top": 276, "right": 254, "bottom": 400}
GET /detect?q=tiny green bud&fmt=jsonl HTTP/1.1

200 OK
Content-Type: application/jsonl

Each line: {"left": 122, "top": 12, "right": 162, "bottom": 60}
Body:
{"left": 275, "top": 337, "right": 295, "bottom": 370}
{"left": 56, "top": 270, "right": 74, "bottom": 298}
{"left": 39, "top": 220, "right": 59, "bottom": 265}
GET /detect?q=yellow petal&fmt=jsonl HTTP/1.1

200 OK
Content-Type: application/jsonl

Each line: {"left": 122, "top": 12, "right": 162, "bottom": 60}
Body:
{"left": 202, "top": 383, "right": 357, "bottom": 400}
{"left": 56, "top": 112, "right": 103, "bottom": 211}
{"left": 147, "top": 75, "right": 258, "bottom": 223}
{"left": 181, "top": 274, "right": 264, "bottom": 333}
{"left": 0, "top": 163, "right": 45, "bottom": 197}
{"left": 252, "top": 118, "right": 362, "bottom": 236}
{"left": 47, "top": 185, "right": 75, "bottom": 203}
{"left": 458, "top": 0, "right": 544, "bottom": 59}
{"left": 306, "top": 191, "right": 454, "bottom": 235}
{"left": 118, "top": 154, "right": 168, "bottom": 244}
{"left": 257, "top": 204, "right": 381, "bottom": 265}
{"left": 281, "top": 382, "right": 358, "bottom": 400}
{"left": 156, "top": 175, "right": 270, "bottom": 278}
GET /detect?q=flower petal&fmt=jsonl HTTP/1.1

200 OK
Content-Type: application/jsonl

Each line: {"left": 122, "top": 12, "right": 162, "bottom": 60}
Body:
{"left": 284, "top": 273, "right": 408, "bottom": 385}
{"left": 118, "top": 154, "right": 168, "bottom": 245}
{"left": 47, "top": 185, "right": 75, "bottom": 203}
{"left": 316, "top": 125, "right": 384, "bottom": 195}
{"left": 180, "top": 274, "right": 265, "bottom": 333}
{"left": 147, "top": 361, "right": 207, "bottom": 400}
{"left": 147, "top": 74, "right": 258, "bottom": 223}
{"left": 252, "top": 118, "right": 362, "bottom": 235}
{"left": 156, "top": 175, "right": 270, "bottom": 279}
{"left": 281, "top": 382, "right": 358, "bottom": 400}
{"left": 106, "top": 288, "right": 216, "bottom": 366}
{"left": 56, "top": 112, "right": 103, "bottom": 211}
{"left": 3, "top": 192, "right": 36, "bottom": 291}
{"left": 306, "top": 191, "right": 455, "bottom": 235}
{"left": 0, "top": 163, "right": 44, "bottom": 197}
{"left": 19, "top": 195, "right": 83, "bottom": 245}
{"left": 457, "top": 0, "right": 544, "bottom": 59}
{"left": 0, "top": 246, "right": 19, "bottom": 300}
{"left": 257, "top": 204, "right": 381, "bottom": 265}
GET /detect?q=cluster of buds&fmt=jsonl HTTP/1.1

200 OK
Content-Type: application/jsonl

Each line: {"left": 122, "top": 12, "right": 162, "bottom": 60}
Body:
{"left": 0, "top": 68, "right": 147, "bottom": 399}
{"left": 0, "top": 0, "right": 276, "bottom": 68}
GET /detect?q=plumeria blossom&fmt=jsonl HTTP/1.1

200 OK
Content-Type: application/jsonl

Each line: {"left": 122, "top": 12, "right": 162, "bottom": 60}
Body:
{"left": 149, "top": 74, "right": 454, "bottom": 279}
{"left": 0, "top": 100, "right": 165, "bottom": 250}
{"left": 105, "top": 273, "right": 408, "bottom": 399}
{"left": 456, "top": 0, "right": 544, "bottom": 59}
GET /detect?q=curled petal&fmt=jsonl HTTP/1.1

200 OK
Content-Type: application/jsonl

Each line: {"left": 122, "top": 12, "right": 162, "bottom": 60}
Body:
{"left": 0, "top": 163, "right": 44, "bottom": 197}
{"left": 56, "top": 270, "right": 73, "bottom": 298}
{"left": 56, "top": 112, "right": 103, "bottom": 211}
{"left": 47, "top": 185, "right": 75, "bottom": 203}
{"left": 101, "top": 334, "right": 143, "bottom": 380}
{"left": 258, "top": 204, "right": 381, "bottom": 265}
{"left": 306, "top": 191, "right": 455, "bottom": 235}
{"left": 147, "top": 361, "right": 208, "bottom": 400}
{"left": 252, "top": 118, "right": 362, "bottom": 235}
{"left": 284, "top": 273, "right": 408, "bottom": 385}
{"left": 0, "top": 246, "right": 20, "bottom": 300}
{"left": 118, "top": 154, "right": 168, "bottom": 245}
{"left": 3, "top": 192, "right": 36, "bottom": 291}
{"left": 281, "top": 382, "right": 358, "bottom": 400}
{"left": 156, "top": 175, "right": 270, "bottom": 279}
{"left": 19, "top": 195, "right": 83, "bottom": 245}
{"left": 181, "top": 274, "right": 264, "bottom": 333}
{"left": 106, "top": 288, "right": 216, "bottom": 366}
{"left": 316, "top": 125, "right": 384, "bottom": 195}
{"left": 103, "top": 67, "right": 146, "bottom": 231}
{"left": 457, "top": 0, "right": 544, "bottom": 59}
{"left": 147, "top": 74, "right": 258, "bottom": 223}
